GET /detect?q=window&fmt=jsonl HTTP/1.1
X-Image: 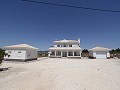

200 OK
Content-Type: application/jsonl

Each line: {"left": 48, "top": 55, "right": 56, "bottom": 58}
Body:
{"left": 69, "top": 44, "right": 72, "bottom": 47}
{"left": 74, "top": 52, "right": 77, "bottom": 56}
{"left": 57, "top": 45, "right": 60, "bottom": 47}
{"left": 18, "top": 51, "right": 22, "bottom": 57}
{"left": 68, "top": 52, "right": 73, "bottom": 56}
{"left": 56, "top": 51, "right": 61, "bottom": 56}
{"left": 51, "top": 51, "right": 55, "bottom": 55}
{"left": 63, "top": 44, "right": 67, "bottom": 47}
{"left": 74, "top": 51, "right": 80, "bottom": 56}
{"left": 18, "top": 51, "right": 21, "bottom": 53}
{"left": 8, "top": 51, "right": 11, "bottom": 58}
{"left": 8, "top": 51, "right": 12, "bottom": 53}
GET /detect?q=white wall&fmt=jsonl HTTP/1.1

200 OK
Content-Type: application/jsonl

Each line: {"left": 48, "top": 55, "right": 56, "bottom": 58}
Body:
{"left": 4, "top": 50, "right": 26, "bottom": 60}
{"left": 54, "top": 43, "right": 79, "bottom": 47}
{"left": 26, "top": 49, "right": 37, "bottom": 59}
{"left": 4, "top": 49, "right": 38, "bottom": 60}
{"left": 90, "top": 51, "right": 110, "bottom": 59}
{"left": 89, "top": 51, "right": 94, "bottom": 57}
{"left": 93, "top": 52, "right": 96, "bottom": 57}
{"left": 54, "top": 45, "right": 57, "bottom": 47}
{"left": 107, "top": 52, "right": 110, "bottom": 57}
{"left": 72, "top": 45, "right": 79, "bottom": 47}
{"left": 79, "top": 51, "right": 82, "bottom": 57}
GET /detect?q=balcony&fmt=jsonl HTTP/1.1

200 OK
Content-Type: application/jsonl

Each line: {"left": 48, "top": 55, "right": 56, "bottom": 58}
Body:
{"left": 50, "top": 45, "right": 80, "bottom": 48}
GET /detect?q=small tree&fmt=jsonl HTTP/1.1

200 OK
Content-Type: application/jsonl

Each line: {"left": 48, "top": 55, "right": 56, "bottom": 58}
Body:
{"left": 116, "top": 48, "right": 120, "bottom": 54}
{"left": 109, "top": 49, "right": 115, "bottom": 54}
{"left": 82, "top": 49, "right": 89, "bottom": 53}
{"left": 82, "top": 49, "right": 89, "bottom": 57}
{"left": 0, "top": 48, "right": 7, "bottom": 64}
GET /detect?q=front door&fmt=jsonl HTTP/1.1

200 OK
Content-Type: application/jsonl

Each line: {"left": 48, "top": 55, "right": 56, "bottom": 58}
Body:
{"left": 62, "top": 52, "right": 67, "bottom": 57}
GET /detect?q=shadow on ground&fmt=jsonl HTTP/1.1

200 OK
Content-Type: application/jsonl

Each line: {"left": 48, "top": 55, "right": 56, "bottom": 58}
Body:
{"left": 0, "top": 67, "right": 12, "bottom": 72}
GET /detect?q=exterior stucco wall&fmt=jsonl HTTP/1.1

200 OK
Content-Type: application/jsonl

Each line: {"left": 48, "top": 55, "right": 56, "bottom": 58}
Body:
{"left": 26, "top": 49, "right": 38, "bottom": 59}
{"left": 4, "top": 49, "right": 38, "bottom": 60}
{"left": 89, "top": 51, "right": 94, "bottom": 57}
{"left": 72, "top": 45, "right": 79, "bottom": 47}
{"left": 93, "top": 52, "right": 96, "bottom": 57}
{"left": 89, "top": 51, "right": 110, "bottom": 59}
{"left": 54, "top": 45, "right": 57, "bottom": 47}
{"left": 107, "top": 52, "right": 110, "bottom": 57}
{"left": 4, "top": 50, "right": 26, "bottom": 60}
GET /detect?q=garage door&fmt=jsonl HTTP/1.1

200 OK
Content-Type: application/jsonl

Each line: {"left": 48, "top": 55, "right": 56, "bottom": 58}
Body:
{"left": 96, "top": 52, "right": 106, "bottom": 59}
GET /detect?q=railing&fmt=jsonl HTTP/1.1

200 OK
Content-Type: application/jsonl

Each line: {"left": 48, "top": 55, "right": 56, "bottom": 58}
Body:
{"left": 50, "top": 46, "right": 80, "bottom": 47}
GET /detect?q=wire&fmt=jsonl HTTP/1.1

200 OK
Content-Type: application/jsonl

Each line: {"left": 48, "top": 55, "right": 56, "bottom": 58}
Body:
{"left": 22, "top": 0, "right": 120, "bottom": 13}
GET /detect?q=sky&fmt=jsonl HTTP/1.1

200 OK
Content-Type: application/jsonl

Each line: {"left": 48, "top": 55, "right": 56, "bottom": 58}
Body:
{"left": 0, "top": 0, "right": 120, "bottom": 50}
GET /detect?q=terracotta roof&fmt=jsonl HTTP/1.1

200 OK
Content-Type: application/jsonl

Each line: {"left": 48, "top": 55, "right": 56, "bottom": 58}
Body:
{"left": 89, "top": 47, "right": 111, "bottom": 51}
{"left": 4, "top": 44, "right": 38, "bottom": 50}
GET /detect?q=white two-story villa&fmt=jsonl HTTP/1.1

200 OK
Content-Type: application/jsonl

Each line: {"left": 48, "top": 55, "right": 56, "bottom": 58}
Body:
{"left": 48, "top": 39, "right": 82, "bottom": 58}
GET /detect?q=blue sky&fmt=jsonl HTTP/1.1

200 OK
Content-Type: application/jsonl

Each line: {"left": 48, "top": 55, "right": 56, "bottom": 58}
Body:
{"left": 0, "top": 0, "right": 120, "bottom": 50}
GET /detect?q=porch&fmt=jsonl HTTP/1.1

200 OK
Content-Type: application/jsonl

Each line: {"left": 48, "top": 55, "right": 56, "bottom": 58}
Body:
{"left": 49, "top": 51, "right": 81, "bottom": 58}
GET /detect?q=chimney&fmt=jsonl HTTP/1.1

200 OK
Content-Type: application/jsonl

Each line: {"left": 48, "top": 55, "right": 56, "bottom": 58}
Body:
{"left": 78, "top": 38, "right": 80, "bottom": 43}
{"left": 78, "top": 38, "right": 80, "bottom": 47}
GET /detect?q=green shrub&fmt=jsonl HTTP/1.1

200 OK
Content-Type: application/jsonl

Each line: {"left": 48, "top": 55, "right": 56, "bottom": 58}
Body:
{"left": 0, "top": 48, "right": 7, "bottom": 64}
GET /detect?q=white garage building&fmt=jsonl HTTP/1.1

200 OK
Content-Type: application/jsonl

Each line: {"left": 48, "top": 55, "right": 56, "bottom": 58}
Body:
{"left": 4, "top": 44, "right": 38, "bottom": 61}
{"left": 89, "top": 47, "right": 111, "bottom": 59}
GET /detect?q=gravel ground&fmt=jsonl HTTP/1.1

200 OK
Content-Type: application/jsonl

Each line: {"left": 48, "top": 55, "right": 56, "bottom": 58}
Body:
{"left": 0, "top": 58, "right": 120, "bottom": 90}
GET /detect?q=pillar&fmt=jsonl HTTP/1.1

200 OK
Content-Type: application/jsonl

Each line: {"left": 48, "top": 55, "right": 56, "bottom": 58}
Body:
{"left": 61, "top": 51, "right": 62, "bottom": 57}
{"left": 80, "top": 51, "right": 81, "bottom": 57}
{"left": 67, "top": 51, "right": 68, "bottom": 57}
{"left": 55, "top": 51, "right": 56, "bottom": 57}
{"left": 73, "top": 51, "right": 74, "bottom": 57}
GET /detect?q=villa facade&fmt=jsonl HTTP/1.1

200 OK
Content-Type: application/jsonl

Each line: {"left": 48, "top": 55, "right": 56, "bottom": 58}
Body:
{"left": 48, "top": 39, "right": 82, "bottom": 58}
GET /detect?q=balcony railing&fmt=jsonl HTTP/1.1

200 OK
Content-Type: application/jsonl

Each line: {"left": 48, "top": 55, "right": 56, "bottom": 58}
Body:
{"left": 50, "top": 46, "right": 80, "bottom": 47}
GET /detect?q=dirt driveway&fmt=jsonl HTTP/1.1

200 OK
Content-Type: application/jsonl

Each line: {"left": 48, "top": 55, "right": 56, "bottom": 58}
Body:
{"left": 0, "top": 58, "right": 120, "bottom": 90}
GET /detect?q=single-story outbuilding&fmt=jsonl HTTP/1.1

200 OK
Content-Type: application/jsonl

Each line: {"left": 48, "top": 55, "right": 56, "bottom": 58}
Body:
{"left": 4, "top": 44, "right": 38, "bottom": 61}
{"left": 89, "top": 47, "right": 111, "bottom": 59}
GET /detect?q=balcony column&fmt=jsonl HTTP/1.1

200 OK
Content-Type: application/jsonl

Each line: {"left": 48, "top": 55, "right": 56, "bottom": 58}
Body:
{"left": 61, "top": 44, "right": 63, "bottom": 47}
{"left": 55, "top": 51, "right": 56, "bottom": 57}
{"left": 67, "top": 44, "right": 69, "bottom": 47}
{"left": 67, "top": 51, "right": 68, "bottom": 57}
{"left": 80, "top": 51, "right": 81, "bottom": 58}
{"left": 61, "top": 51, "right": 63, "bottom": 57}
{"left": 48, "top": 51, "right": 51, "bottom": 57}
{"left": 80, "top": 51, "right": 81, "bottom": 57}
{"left": 73, "top": 51, "right": 74, "bottom": 57}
